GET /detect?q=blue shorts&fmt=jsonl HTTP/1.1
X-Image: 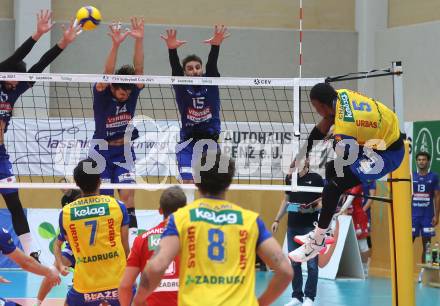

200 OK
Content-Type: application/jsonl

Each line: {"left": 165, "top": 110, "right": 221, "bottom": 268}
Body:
{"left": 412, "top": 215, "right": 435, "bottom": 238}
{"left": 90, "top": 144, "right": 136, "bottom": 196}
{"left": 0, "top": 298, "right": 19, "bottom": 306}
{"left": 0, "top": 145, "right": 17, "bottom": 195}
{"left": 176, "top": 138, "right": 220, "bottom": 181}
{"left": 66, "top": 287, "right": 120, "bottom": 306}
{"left": 350, "top": 144, "right": 405, "bottom": 183}
{"left": 62, "top": 242, "right": 75, "bottom": 268}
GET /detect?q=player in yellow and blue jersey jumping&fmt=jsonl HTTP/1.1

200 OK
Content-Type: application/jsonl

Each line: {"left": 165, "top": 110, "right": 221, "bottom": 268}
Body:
{"left": 290, "top": 83, "right": 404, "bottom": 263}
{"left": 132, "top": 151, "right": 293, "bottom": 306}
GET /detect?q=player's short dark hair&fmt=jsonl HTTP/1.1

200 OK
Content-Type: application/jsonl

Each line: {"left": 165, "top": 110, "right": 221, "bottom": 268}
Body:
{"left": 416, "top": 151, "right": 431, "bottom": 161}
{"left": 310, "top": 82, "right": 338, "bottom": 107}
{"left": 182, "top": 55, "right": 202, "bottom": 70}
{"left": 1, "top": 61, "right": 27, "bottom": 73}
{"left": 73, "top": 158, "right": 101, "bottom": 194}
{"left": 112, "top": 64, "right": 136, "bottom": 91}
{"left": 194, "top": 151, "right": 235, "bottom": 196}
{"left": 160, "top": 186, "right": 187, "bottom": 218}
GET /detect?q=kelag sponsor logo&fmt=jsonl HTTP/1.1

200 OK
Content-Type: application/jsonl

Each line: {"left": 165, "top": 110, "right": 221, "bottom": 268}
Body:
{"left": 339, "top": 92, "right": 354, "bottom": 122}
{"left": 190, "top": 207, "right": 243, "bottom": 225}
{"left": 70, "top": 203, "right": 109, "bottom": 220}
{"left": 148, "top": 234, "right": 161, "bottom": 251}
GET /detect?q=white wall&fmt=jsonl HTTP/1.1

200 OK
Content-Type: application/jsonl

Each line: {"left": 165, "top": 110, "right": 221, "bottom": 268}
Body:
{"left": 375, "top": 21, "right": 440, "bottom": 121}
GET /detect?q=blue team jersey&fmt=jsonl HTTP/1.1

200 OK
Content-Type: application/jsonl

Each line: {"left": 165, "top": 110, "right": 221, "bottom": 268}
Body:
{"left": 0, "top": 82, "right": 29, "bottom": 132}
{"left": 174, "top": 83, "right": 221, "bottom": 141}
{"left": 0, "top": 228, "right": 16, "bottom": 255}
{"left": 412, "top": 172, "right": 440, "bottom": 217}
{"left": 92, "top": 85, "right": 141, "bottom": 141}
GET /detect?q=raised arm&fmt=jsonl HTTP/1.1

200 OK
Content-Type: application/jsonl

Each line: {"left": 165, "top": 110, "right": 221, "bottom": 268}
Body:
{"left": 96, "top": 22, "right": 130, "bottom": 91}
{"left": 0, "top": 10, "right": 53, "bottom": 70}
{"left": 28, "top": 19, "right": 80, "bottom": 74}
{"left": 128, "top": 17, "right": 145, "bottom": 88}
{"left": 204, "top": 25, "right": 230, "bottom": 77}
{"left": 161, "top": 29, "right": 186, "bottom": 76}
{"left": 129, "top": 17, "right": 144, "bottom": 75}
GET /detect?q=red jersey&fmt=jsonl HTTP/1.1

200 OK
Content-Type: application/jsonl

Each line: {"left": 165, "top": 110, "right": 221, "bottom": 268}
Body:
{"left": 347, "top": 185, "right": 369, "bottom": 239}
{"left": 127, "top": 221, "right": 179, "bottom": 306}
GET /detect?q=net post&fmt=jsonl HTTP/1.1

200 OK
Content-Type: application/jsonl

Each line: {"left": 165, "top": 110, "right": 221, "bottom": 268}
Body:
{"left": 392, "top": 61, "right": 404, "bottom": 131}
{"left": 388, "top": 140, "right": 415, "bottom": 306}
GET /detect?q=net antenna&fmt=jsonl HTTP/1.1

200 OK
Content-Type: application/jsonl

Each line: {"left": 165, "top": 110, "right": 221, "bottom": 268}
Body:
{"left": 0, "top": 72, "right": 323, "bottom": 192}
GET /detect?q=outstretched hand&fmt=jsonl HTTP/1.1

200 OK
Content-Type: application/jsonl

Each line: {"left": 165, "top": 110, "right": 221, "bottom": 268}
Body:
{"left": 129, "top": 16, "right": 144, "bottom": 40}
{"left": 33, "top": 9, "right": 54, "bottom": 40}
{"left": 58, "top": 18, "right": 82, "bottom": 49}
{"left": 107, "top": 21, "right": 130, "bottom": 47}
{"left": 161, "top": 29, "right": 187, "bottom": 49}
{"left": 204, "top": 25, "right": 230, "bottom": 46}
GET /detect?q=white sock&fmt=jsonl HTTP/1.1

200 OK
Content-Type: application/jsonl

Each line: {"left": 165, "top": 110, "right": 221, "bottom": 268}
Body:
{"left": 35, "top": 300, "right": 42, "bottom": 305}
{"left": 313, "top": 227, "right": 327, "bottom": 244}
{"left": 129, "top": 228, "right": 138, "bottom": 248}
{"left": 18, "top": 232, "right": 33, "bottom": 255}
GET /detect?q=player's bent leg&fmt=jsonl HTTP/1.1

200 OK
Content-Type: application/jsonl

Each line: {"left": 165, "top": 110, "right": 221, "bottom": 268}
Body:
{"left": 1, "top": 191, "right": 38, "bottom": 257}
{"left": 290, "top": 162, "right": 361, "bottom": 263}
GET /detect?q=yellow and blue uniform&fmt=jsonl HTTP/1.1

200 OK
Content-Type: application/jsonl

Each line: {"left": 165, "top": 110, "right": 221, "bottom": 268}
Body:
{"left": 333, "top": 89, "right": 404, "bottom": 182}
{"left": 162, "top": 197, "right": 272, "bottom": 306}
{"left": 58, "top": 195, "right": 129, "bottom": 306}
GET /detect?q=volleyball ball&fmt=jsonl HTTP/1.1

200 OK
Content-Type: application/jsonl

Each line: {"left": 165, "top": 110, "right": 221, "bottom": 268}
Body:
{"left": 75, "top": 6, "right": 101, "bottom": 31}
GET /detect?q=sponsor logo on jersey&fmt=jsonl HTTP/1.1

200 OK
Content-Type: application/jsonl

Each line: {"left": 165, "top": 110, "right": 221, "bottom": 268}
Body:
{"left": 190, "top": 208, "right": 243, "bottom": 225}
{"left": 69, "top": 223, "right": 81, "bottom": 253}
{"left": 186, "top": 107, "right": 212, "bottom": 123}
{"left": 108, "top": 218, "right": 116, "bottom": 247}
{"left": 154, "top": 278, "right": 179, "bottom": 292}
{"left": 70, "top": 203, "right": 110, "bottom": 220}
{"left": 76, "top": 251, "right": 120, "bottom": 264}
{"left": 185, "top": 275, "right": 245, "bottom": 285}
{"left": 148, "top": 234, "right": 161, "bottom": 251}
{"left": 187, "top": 226, "right": 196, "bottom": 268}
{"left": 84, "top": 289, "right": 118, "bottom": 302}
{"left": 339, "top": 92, "right": 355, "bottom": 122}
{"left": 356, "top": 120, "right": 378, "bottom": 128}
